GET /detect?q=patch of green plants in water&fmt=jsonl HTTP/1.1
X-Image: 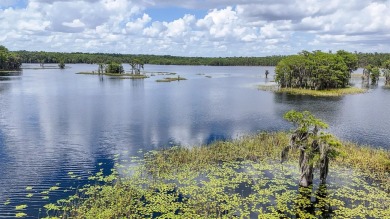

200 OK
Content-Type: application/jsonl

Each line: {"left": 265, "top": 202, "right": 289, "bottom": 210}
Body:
{"left": 15, "top": 204, "right": 28, "bottom": 210}
{"left": 15, "top": 212, "right": 27, "bottom": 218}
{"left": 156, "top": 76, "right": 187, "bottom": 82}
{"left": 76, "top": 72, "right": 149, "bottom": 79}
{"left": 258, "top": 85, "right": 366, "bottom": 97}
{"left": 4, "top": 199, "right": 11, "bottom": 205}
{"left": 39, "top": 132, "right": 389, "bottom": 218}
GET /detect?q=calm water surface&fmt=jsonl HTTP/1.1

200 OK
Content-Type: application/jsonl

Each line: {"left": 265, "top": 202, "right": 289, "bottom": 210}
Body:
{"left": 0, "top": 64, "right": 389, "bottom": 218}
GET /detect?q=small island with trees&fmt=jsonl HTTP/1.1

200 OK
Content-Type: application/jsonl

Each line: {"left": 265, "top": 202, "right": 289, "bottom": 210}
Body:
{"left": 0, "top": 45, "right": 22, "bottom": 72}
{"left": 260, "top": 50, "right": 390, "bottom": 96}
{"left": 77, "top": 60, "right": 149, "bottom": 79}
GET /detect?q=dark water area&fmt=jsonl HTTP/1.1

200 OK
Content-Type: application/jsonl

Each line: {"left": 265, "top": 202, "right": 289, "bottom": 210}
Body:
{"left": 0, "top": 64, "right": 389, "bottom": 218}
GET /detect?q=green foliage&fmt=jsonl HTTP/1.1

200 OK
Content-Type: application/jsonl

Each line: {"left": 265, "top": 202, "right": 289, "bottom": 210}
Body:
{"left": 105, "top": 62, "right": 124, "bottom": 74}
{"left": 10, "top": 49, "right": 390, "bottom": 68}
{"left": 0, "top": 45, "right": 22, "bottom": 70}
{"left": 382, "top": 60, "right": 390, "bottom": 86}
{"left": 41, "top": 132, "right": 389, "bottom": 218}
{"left": 275, "top": 51, "right": 354, "bottom": 90}
{"left": 336, "top": 50, "right": 358, "bottom": 73}
{"left": 129, "top": 58, "right": 144, "bottom": 74}
{"left": 15, "top": 204, "right": 28, "bottom": 210}
{"left": 284, "top": 110, "right": 328, "bottom": 131}
{"left": 356, "top": 52, "right": 390, "bottom": 67}
{"left": 15, "top": 212, "right": 27, "bottom": 218}
{"left": 4, "top": 199, "right": 11, "bottom": 205}
{"left": 276, "top": 87, "right": 366, "bottom": 96}
{"left": 58, "top": 60, "right": 65, "bottom": 69}
{"left": 14, "top": 50, "right": 286, "bottom": 66}
{"left": 282, "top": 110, "right": 341, "bottom": 186}
{"left": 363, "top": 65, "right": 381, "bottom": 85}
{"left": 370, "top": 66, "right": 380, "bottom": 84}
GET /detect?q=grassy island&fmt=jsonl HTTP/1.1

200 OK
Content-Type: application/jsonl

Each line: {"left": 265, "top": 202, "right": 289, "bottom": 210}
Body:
{"left": 258, "top": 85, "right": 366, "bottom": 97}
{"left": 278, "top": 87, "right": 366, "bottom": 96}
{"left": 77, "top": 72, "right": 148, "bottom": 79}
{"left": 156, "top": 76, "right": 187, "bottom": 82}
{"left": 44, "top": 130, "right": 389, "bottom": 219}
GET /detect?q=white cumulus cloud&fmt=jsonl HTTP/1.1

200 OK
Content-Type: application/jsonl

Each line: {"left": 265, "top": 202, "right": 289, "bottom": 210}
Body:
{"left": 0, "top": 0, "right": 389, "bottom": 56}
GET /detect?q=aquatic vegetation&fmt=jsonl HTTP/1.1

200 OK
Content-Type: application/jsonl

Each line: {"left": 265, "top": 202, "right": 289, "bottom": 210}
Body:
{"left": 15, "top": 212, "right": 27, "bottom": 218}
{"left": 279, "top": 87, "right": 366, "bottom": 96}
{"left": 39, "top": 131, "right": 389, "bottom": 218}
{"left": 49, "top": 186, "right": 60, "bottom": 191}
{"left": 4, "top": 199, "right": 10, "bottom": 205}
{"left": 259, "top": 85, "right": 366, "bottom": 96}
{"left": 15, "top": 204, "right": 27, "bottom": 210}
{"left": 156, "top": 76, "right": 187, "bottom": 82}
{"left": 76, "top": 72, "right": 148, "bottom": 79}
{"left": 68, "top": 172, "right": 78, "bottom": 179}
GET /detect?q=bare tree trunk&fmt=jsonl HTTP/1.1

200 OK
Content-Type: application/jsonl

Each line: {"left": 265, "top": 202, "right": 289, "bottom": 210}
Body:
{"left": 319, "top": 156, "right": 329, "bottom": 184}
{"left": 299, "top": 150, "right": 314, "bottom": 187}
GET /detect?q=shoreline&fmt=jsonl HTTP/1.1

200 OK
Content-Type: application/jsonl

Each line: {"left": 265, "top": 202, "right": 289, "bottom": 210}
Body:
{"left": 258, "top": 85, "right": 367, "bottom": 96}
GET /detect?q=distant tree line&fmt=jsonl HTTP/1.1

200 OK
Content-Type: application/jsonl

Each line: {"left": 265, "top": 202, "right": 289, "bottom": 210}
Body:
{"left": 356, "top": 52, "right": 390, "bottom": 67}
{"left": 13, "top": 50, "right": 285, "bottom": 66}
{"left": 10, "top": 49, "right": 390, "bottom": 68}
{"left": 0, "top": 46, "right": 22, "bottom": 70}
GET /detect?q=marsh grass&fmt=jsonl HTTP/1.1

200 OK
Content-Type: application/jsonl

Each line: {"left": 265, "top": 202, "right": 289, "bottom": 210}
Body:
{"left": 279, "top": 87, "right": 366, "bottom": 96}
{"left": 42, "top": 132, "right": 389, "bottom": 218}
{"left": 258, "top": 85, "right": 366, "bottom": 96}
{"left": 156, "top": 76, "right": 187, "bottom": 82}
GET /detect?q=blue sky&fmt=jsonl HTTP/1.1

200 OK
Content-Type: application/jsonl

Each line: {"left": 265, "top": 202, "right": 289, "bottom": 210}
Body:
{"left": 0, "top": 0, "right": 389, "bottom": 57}
{"left": 145, "top": 7, "right": 207, "bottom": 22}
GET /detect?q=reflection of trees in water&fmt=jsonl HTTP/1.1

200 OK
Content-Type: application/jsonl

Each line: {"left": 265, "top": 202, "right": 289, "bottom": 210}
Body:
{"left": 272, "top": 92, "right": 343, "bottom": 125}
{"left": 295, "top": 184, "right": 333, "bottom": 218}
{"left": 0, "top": 83, "right": 11, "bottom": 93}
{"left": 131, "top": 79, "right": 144, "bottom": 88}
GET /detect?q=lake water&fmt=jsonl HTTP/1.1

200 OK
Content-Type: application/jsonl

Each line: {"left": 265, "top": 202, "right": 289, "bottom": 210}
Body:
{"left": 0, "top": 64, "right": 389, "bottom": 218}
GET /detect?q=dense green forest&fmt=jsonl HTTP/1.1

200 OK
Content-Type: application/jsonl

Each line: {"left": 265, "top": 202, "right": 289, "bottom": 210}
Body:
{"left": 14, "top": 50, "right": 285, "bottom": 66}
{"left": 275, "top": 50, "right": 357, "bottom": 90}
{"left": 13, "top": 50, "right": 390, "bottom": 67}
{"left": 0, "top": 46, "right": 22, "bottom": 70}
